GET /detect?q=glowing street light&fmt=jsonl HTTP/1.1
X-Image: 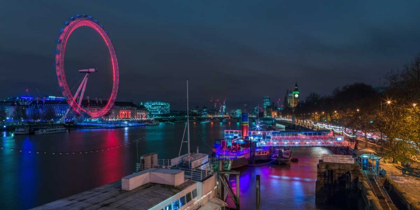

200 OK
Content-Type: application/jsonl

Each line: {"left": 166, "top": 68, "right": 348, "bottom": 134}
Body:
{"left": 386, "top": 100, "right": 391, "bottom": 105}
{"left": 413, "top": 103, "right": 417, "bottom": 107}
{"left": 356, "top": 109, "right": 360, "bottom": 112}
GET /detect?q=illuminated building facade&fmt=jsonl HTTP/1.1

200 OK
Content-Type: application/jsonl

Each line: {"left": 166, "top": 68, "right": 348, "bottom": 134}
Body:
{"left": 0, "top": 101, "right": 17, "bottom": 120}
{"left": 27, "top": 100, "right": 68, "bottom": 120}
{"left": 143, "top": 101, "right": 170, "bottom": 116}
{"left": 2, "top": 96, "right": 149, "bottom": 121}
{"left": 263, "top": 96, "right": 271, "bottom": 117}
{"left": 202, "top": 106, "right": 208, "bottom": 116}
{"left": 232, "top": 109, "right": 241, "bottom": 118}
{"left": 263, "top": 96, "right": 271, "bottom": 109}
{"left": 1, "top": 96, "right": 68, "bottom": 121}
{"left": 105, "top": 102, "right": 148, "bottom": 120}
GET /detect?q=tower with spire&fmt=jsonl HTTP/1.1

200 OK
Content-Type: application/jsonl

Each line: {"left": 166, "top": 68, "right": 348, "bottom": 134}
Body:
{"left": 286, "top": 82, "right": 300, "bottom": 126}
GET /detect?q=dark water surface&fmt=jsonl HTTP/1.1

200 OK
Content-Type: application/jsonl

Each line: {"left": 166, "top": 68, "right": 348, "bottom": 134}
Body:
{"left": 228, "top": 147, "right": 332, "bottom": 210}
{"left": 1, "top": 122, "right": 331, "bottom": 209}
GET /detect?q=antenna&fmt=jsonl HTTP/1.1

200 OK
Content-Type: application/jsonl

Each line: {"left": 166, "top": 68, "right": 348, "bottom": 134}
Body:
{"left": 187, "top": 79, "right": 190, "bottom": 166}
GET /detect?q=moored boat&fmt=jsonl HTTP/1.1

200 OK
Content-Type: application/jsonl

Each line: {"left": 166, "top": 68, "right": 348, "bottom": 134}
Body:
{"left": 145, "top": 120, "right": 159, "bottom": 126}
{"left": 14, "top": 127, "right": 33, "bottom": 135}
{"left": 213, "top": 139, "right": 250, "bottom": 169}
{"left": 35, "top": 127, "right": 67, "bottom": 135}
{"left": 254, "top": 146, "right": 272, "bottom": 161}
{"left": 272, "top": 147, "right": 293, "bottom": 165}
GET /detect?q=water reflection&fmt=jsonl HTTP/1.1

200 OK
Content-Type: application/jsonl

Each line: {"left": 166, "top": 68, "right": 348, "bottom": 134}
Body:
{"left": 1, "top": 123, "right": 331, "bottom": 210}
{"left": 228, "top": 147, "right": 332, "bottom": 210}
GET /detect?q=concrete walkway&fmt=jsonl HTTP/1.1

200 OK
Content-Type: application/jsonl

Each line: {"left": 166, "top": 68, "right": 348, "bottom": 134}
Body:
{"left": 381, "top": 162, "right": 420, "bottom": 207}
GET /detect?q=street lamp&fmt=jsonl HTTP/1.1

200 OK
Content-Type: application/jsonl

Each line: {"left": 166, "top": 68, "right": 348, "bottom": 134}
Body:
{"left": 386, "top": 100, "right": 391, "bottom": 105}
{"left": 413, "top": 103, "right": 417, "bottom": 107}
{"left": 356, "top": 109, "right": 360, "bottom": 112}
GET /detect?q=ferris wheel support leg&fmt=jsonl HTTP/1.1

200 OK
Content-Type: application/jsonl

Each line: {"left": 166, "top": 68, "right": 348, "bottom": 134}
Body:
{"left": 60, "top": 75, "right": 88, "bottom": 123}
{"left": 78, "top": 74, "right": 89, "bottom": 112}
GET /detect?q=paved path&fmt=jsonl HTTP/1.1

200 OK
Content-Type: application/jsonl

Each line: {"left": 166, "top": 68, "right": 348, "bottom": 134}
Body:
{"left": 381, "top": 163, "right": 420, "bottom": 206}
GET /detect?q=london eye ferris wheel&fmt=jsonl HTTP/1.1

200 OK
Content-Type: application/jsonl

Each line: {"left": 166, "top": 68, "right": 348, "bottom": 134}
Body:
{"left": 55, "top": 14, "right": 119, "bottom": 119}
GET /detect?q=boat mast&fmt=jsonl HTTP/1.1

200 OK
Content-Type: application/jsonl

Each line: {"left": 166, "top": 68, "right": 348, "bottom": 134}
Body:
{"left": 187, "top": 80, "right": 191, "bottom": 166}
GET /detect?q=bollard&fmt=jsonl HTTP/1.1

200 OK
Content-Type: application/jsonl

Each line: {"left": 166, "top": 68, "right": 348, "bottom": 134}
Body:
{"left": 237, "top": 174, "right": 240, "bottom": 209}
{"left": 256, "top": 175, "right": 260, "bottom": 210}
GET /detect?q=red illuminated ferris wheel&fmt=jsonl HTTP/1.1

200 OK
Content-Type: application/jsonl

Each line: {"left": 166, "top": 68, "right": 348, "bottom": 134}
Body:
{"left": 55, "top": 15, "right": 119, "bottom": 119}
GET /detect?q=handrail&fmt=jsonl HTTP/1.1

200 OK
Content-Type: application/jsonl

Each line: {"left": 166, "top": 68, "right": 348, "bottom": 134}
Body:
{"left": 365, "top": 172, "right": 393, "bottom": 210}
{"left": 138, "top": 161, "right": 215, "bottom": 182}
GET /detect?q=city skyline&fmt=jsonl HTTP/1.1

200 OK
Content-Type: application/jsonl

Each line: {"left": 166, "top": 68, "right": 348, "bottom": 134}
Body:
{"left": 2, "top": 1, "right": 420, "bottom": 109}
{"left": 1, "top": 2, "right": 420, "bottom": 209}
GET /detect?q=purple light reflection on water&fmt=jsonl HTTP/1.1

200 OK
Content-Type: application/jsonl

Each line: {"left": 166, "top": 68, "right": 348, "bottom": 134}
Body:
{"left": 227, "top": 147, "right": 333, "bottom": 210}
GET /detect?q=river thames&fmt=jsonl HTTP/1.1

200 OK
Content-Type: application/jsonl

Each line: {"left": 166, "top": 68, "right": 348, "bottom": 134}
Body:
{"left": 1, "top": 122, "right": 333, "bottom": 210}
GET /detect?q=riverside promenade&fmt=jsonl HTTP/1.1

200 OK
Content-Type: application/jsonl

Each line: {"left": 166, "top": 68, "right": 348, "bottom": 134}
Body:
{"left": 380, "top": 162, "right": 420, "bottom": 209}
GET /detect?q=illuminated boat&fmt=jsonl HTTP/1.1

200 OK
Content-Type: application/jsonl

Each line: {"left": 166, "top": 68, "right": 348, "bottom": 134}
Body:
{"left": 272, "top": 148, "right": 293, "bottom": 165}
{"left": 213, "top": 139, "right": 250, "bottom": 169}
{"left": 254, "top": 146, "right": 272, "bottom": 161}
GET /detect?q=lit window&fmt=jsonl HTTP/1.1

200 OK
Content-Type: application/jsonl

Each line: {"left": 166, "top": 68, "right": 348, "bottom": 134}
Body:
{"left": 172, "top": 200, "right": 180, "bottom": 210}
{"left": 192, "top": 189, "right": 197, "bottom": 198}
{"left": 179, "top": 196, "right": 186, "bottom": 207}
{"left": 164, "top": 204, "right": 172, "bottom": 210}
{"left": 186, "top": 192, "right": 192, "bottom": 203}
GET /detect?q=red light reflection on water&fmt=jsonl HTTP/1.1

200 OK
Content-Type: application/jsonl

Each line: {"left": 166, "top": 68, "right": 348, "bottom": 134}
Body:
{"left": 97, "top": 130, "right": 126, "bottom": 184}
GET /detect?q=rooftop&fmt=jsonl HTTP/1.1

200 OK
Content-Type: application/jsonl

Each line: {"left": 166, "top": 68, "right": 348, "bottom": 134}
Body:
{"left": 32, "top": 179, "right": 196, "bottom": 210}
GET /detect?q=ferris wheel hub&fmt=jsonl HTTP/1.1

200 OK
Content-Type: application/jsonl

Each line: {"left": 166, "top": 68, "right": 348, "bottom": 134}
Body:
{"left": 79, "top": 68, "right": 97, "bottom": 73}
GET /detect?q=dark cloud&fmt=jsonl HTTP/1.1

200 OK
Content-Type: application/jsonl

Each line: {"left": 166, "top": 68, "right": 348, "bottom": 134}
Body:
{"left": 1, "top": 0, "right": 420, "bottom": 109}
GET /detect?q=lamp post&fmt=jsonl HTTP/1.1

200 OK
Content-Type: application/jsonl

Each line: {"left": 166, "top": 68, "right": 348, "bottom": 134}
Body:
{"left": 379, "top": 100, "right": 391, "bottom": 141}
{"left": 381, "top": 100, "right": 391, "bottom": 112}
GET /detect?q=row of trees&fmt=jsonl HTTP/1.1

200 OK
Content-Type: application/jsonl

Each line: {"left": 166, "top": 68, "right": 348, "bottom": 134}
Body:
{"left": 284, "top": 55, "right": 420, "bottom": 163}
{"left": 0, "top": 106, "right": 57, "bottom": 122}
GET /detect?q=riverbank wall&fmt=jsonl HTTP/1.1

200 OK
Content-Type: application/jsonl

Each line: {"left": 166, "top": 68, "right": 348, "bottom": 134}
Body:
{"left": 316, "top": 161, "right": 384, "bottom": 209}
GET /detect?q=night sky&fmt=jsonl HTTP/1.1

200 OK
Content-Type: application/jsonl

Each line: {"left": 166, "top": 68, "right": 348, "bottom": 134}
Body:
{"left": 1, "top": 1, "right": 420, "bottom": 110}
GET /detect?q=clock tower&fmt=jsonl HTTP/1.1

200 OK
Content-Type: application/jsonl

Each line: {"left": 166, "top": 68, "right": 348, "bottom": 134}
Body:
{"left": 287, "top": 82, "right": 300, "bottom": 126}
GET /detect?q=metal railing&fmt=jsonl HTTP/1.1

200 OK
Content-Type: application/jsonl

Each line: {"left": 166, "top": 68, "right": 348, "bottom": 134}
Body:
{"left": 364, "top": 172, "right": 395, "bottom": 210}
{"left": 137, "top": 159, "right": 215, "bottom": 182}
{"left": 256, "top": 140, "right": 350, "bottom": 147}
{"left": 184, "top": 169, "right": 214, "bottom": 181}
